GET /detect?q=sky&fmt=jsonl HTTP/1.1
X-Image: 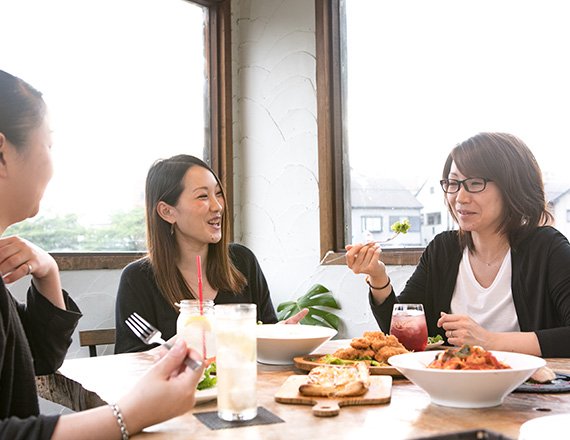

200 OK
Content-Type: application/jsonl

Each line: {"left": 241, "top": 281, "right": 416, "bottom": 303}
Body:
{"left": 345, "top": 0, "right": 570, "bottom": 192}
{"left": 1, "top": 0, "right": 206, "bottom": 225}
{"left": 3, "top": 0, "right": 570, "bottom": 226}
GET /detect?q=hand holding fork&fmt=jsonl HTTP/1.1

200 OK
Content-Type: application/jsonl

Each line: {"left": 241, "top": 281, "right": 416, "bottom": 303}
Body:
{"left": 126, "top": 312, "right": 203, "bottom": 370}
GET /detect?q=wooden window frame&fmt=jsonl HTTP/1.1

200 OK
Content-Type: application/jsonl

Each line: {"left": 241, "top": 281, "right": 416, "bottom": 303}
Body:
{"left": 53, "top": 0, "right": 232, "bottom": 271}
{"left": 316, "top": 0, "right": 422, "bottom": 266}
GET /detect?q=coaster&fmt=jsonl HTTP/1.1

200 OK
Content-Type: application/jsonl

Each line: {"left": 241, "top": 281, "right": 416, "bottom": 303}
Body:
{"left": 514, "top": 373, "right": 570, "bottom": 393}
{"left": 194, "top": 406, "right": 284, "bottom": 430}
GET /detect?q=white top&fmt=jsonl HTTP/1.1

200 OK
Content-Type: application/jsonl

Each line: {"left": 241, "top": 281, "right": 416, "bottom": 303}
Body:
{"left": 450, "top": 247, "right": 520, "bottom": 332}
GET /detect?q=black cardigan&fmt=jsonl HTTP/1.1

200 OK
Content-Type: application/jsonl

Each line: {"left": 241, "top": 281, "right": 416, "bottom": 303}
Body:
{"left": 371, "top": 227, "right": 570, "bottom": 357}
{"left": 0, "top": 282, "right": 81, "bottom": 439}
{"left": 115, "top": 243, "right": 278, "bottom": 353}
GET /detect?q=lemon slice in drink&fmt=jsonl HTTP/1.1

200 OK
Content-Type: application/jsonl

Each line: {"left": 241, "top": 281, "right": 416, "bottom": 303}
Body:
{"left": 185, "top": 315, "right": 212, "bottom": 332}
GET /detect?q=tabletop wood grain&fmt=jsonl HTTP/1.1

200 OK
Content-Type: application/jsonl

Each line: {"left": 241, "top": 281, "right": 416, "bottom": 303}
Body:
{"left": 37, "top": 340, "right": 570, "bottom": 440}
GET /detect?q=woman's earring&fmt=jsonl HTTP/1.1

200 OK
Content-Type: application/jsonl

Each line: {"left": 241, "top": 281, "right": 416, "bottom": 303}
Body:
{"left": 170, "top": 223, "right": 175, "bottom": 235}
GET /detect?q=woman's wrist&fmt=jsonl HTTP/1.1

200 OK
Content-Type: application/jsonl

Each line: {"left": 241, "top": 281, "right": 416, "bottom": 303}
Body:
{"left": 366, "top": 275, "right": 391, "bottom": 290}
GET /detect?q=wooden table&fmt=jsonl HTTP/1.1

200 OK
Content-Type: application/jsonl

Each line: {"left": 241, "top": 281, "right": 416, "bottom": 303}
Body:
{"left": 37, "top": 341, "right": 570, "bottom": 439}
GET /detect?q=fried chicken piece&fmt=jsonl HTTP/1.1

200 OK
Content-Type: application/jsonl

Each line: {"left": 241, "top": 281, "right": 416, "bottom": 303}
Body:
{"left": 362, "top": 331, "right": 386, "bottom": 341}
{"left": 350, "top": 337, "right": 372, "bottom": 350}
{"left": 375, "top": 345, "right": 408, "bottom": 363}
{"left": 332, "top": 347, "right": 376, "bottom": 360}
{"left": 332, "top": 347, "right": 362, "bottom": 360}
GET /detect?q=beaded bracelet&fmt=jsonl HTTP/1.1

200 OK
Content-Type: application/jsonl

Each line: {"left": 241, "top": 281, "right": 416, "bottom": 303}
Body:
{"left": 110, "top": 403, "right": 129, "bottom": 440}
{"left": 366, "top": 275, "right": 391, "bottom": 290}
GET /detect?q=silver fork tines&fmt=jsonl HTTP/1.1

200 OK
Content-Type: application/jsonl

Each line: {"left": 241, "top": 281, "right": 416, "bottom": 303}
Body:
{"left": 125, "top": 312, "right": 203, "bottom": 371}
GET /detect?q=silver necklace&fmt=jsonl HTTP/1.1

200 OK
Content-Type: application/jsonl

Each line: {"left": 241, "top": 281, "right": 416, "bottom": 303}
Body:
{"left": 470, "top": 249, "right": 508, "bottom": 267}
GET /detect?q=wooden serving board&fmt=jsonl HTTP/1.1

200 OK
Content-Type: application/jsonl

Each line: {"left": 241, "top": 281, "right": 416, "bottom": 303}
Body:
{"left": 294, "top": 355, "right": 402, "bottom": 377}
{"left": 275, "top": 375, "right": 392, "bottom": 417}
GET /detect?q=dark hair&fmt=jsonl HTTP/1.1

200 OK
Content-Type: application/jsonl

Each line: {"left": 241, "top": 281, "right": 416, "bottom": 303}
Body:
{"left": 0, "top": 70, "right": 46, "bottom": 149}
{"left": 145, "top": 154, "right": 246, "bottom": 307}
{"left": 442, "top": 132, "right": 553, "bottom": 249}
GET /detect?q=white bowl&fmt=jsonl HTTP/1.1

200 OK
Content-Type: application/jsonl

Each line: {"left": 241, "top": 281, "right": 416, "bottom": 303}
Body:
{"left": 388, "top": 350, "right": 545, "bottom": 408}
{"left": 256, "top": 324, "right": 337, "bottom": 365}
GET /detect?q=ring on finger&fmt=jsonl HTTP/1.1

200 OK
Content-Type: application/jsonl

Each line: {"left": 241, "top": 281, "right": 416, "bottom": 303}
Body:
{"left": 27, "top": 263, "right": 33, "bottom": 275}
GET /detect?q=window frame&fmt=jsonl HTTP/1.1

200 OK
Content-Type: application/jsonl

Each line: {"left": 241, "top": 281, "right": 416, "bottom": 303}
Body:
{"left": 53, "top": 0, "right": 232, "bottom": 270}
{"left": 316, "top": 0, "right": 422, "bottom": 266}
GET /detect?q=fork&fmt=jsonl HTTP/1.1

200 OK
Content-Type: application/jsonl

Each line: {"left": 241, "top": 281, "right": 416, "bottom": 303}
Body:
{"left": 320, "top": 234, "right": 401, "bottom": 265}
{"left": 125, "top": 312, "right": 203, "bottom": 370}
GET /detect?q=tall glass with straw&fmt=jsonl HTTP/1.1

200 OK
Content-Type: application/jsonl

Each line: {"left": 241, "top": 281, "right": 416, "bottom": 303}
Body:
{"left": 175, "top": 255, "right": 215, "bottom": 359}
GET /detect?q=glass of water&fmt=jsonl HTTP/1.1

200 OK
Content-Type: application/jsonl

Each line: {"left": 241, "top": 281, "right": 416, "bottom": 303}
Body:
{"left": 214, "top": 303, "right": 257, "bottom": 421}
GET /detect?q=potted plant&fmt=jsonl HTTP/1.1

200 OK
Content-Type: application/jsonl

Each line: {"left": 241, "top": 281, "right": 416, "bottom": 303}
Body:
{"left": 277, "top": 284, "right": 342, "bottom": 330}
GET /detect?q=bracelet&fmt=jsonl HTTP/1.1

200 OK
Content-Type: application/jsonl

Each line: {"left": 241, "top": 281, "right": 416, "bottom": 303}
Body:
{"left": 366, "top": 276, "right": 391, "bottom": 290}
{"left": 110, "top": 403, "right": 129, "bottom": 440}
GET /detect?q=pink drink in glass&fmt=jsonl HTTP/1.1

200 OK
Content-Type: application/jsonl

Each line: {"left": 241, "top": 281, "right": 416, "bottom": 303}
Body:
{"left": 390, "top": 304, "right": 428, "bottom": 352}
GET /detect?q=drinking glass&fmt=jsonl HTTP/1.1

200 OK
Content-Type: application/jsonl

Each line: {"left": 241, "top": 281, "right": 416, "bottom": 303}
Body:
{"left": 214, "top": 303, "right": 257, "bottom": 421}
{"left": 390, "top": 303, "right": 428, "bottom": 352}
{"left": 176, "top": 299, "right": 216, "bottom": 359}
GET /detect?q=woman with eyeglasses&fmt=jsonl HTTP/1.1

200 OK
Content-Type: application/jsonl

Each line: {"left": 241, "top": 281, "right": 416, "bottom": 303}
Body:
{"left": 347, "top": 132, "right": 570, "bottom": 357}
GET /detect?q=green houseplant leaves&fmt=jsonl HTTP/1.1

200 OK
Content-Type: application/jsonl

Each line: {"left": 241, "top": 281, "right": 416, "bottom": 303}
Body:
{"left": 277, "top": 284, "right": 342, "bottom": 330}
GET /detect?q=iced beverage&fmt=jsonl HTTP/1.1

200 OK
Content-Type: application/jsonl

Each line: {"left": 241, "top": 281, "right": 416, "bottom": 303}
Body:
{"left": 176, "top": 300, "right": 216, "bottom": 359}
{"left": 390, "top": 304, "right": 428, "bottom": 352}
{"left": 215, "top": 304, "right": 257, "bottom": 421}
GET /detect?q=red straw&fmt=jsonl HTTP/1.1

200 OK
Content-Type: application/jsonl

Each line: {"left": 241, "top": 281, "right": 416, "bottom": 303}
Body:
{"left": 196, "top": 255, "right": 204, "bottom": 316}
{"left": 196, "top": 255, "right": 206, "bottom": 358}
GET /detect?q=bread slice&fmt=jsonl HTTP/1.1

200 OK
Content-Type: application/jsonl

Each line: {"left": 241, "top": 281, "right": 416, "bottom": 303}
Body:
{"left": 299, "top": 362, "right": 370, "bottom": 397}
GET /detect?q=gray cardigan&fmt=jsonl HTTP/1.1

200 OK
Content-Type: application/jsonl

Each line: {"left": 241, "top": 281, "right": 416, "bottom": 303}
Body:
{"left": 371, "top": 227, "right": 570, "bottom": 357}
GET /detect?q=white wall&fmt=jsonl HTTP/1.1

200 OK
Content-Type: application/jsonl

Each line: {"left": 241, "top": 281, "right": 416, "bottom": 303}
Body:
{"left": 231, "top": 0, "right": 414, "bottom": 338}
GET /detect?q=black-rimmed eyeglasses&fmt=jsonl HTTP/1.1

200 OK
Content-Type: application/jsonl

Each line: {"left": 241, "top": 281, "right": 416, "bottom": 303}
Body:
{"left": 439, "top": 177, "right": 493, "bottom": 194}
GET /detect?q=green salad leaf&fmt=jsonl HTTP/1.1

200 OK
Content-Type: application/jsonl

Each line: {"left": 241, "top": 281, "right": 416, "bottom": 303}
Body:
{"left": 427, "top": 335, "right": 443, "bottom": 344}
{"left": 197, "top": 362, "right": 217, "bottom": 390}
{"left": 391, "top": 218, "right": 411, "bottom": 234}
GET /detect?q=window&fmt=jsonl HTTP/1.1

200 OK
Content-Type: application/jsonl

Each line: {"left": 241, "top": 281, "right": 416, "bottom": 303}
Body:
{"left": 426, "top": 213, "right": 441, "bottom": 227}
{"left": 361, "top": 216, "right": 382, "bottom": 233}
{"left": 317, "top": 0, "right": 570, "bottom": 264}
{"left": 1, "top": 0, "right": 232, "bottom": 267}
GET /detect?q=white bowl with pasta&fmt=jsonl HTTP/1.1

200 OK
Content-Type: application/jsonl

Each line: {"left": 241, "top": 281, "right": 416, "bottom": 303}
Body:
{"left": 388, "top": 349, "right": 545, "bottom": 408}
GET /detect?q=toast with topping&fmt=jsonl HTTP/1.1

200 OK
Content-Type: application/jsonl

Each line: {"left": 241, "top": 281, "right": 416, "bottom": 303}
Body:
{"left": 299, "top": 362, "right": 370, "bottom": 397}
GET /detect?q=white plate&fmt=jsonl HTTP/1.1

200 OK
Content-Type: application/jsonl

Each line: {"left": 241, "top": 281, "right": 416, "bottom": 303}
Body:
{"left": 426, "top": 340, "right": 444, "bottom": 350}
{"left": 195, "top": 386, "right": 217, "bottom": 405}
{"left": 519, "top": 413, "right": 570, "bottom": 439}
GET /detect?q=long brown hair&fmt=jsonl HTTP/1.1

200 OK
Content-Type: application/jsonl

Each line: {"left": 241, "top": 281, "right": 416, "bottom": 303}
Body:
{"left": 442, "top": 132, "right": 553, "bottom": 250}
{"left": 145, "top": 154, "right": 246, "bottom": 308}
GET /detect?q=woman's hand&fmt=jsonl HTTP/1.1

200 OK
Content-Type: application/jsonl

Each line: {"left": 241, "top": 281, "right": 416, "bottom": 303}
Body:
{"left": 437, "top": 312, "right": 493, "bottom": 348}
{"left": 279, "top": 308, "right": 309, "bottom": 324}
{"left": 345, "top": 242, "right": 385, "bottom": 278}
{"left": 118, "top": 339, "right": 205, "bottom": 434}
{"left": 0, "top": 236, "right": 64, "bottom": 308}
{"left": 346, "top": 242, "right": 391, "bottom": 304}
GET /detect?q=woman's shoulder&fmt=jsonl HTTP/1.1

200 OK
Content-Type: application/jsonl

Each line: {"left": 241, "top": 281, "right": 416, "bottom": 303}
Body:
{"left": 121, "top": 256, "right": 153, "bottom": 278}
{"left": 429, "top": 230, "right": 461, "bottom": 249}
{"left": 228, "top": 243, "right": 257, "bottom": 260}
{"left": 518, "top": 226, "right": 569, "bottom": 248}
